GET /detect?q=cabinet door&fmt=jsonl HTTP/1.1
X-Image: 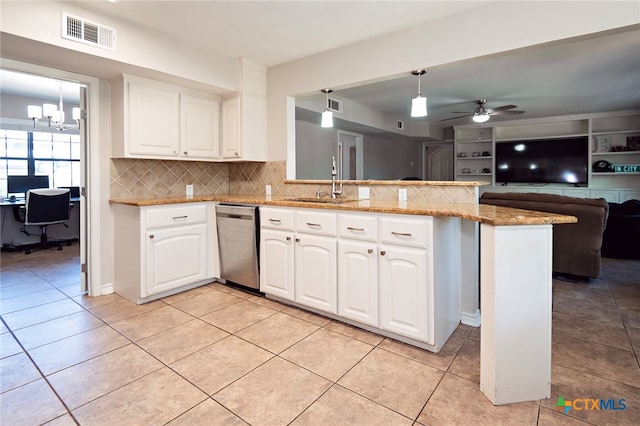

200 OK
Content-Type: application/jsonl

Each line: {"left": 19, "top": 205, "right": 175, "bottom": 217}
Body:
{"left": 181, "top": 94, "right": 220, "bottom": 160}
{"left": 378, "top": 245, "right": 428, "bottom": 341}
{"left": 129, "top": 82, "right": 180, "bottom": 157}
{"left": 295, "top": 234, "right": 337, "bottom": 314}
{"left": 260, "top": 229, "right": 295, "bottom": 301}
{"left": 145, "top": 223, "right": 208, "bottom": 297}
{"left": 338, "top": 240, "right": 378, "bottom": 326}
{"left": 221, "top": 96, "right": 242, "bottom": 159}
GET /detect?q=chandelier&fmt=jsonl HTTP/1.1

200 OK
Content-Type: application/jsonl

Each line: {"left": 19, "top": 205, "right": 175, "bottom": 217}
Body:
{"left": 27, "top": 83, "right": 80, "bottom": 131}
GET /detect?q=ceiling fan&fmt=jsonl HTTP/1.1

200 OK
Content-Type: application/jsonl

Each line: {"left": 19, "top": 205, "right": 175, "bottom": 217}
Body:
{"left": 440, "top": 99, "right": 524, "bottom": 123}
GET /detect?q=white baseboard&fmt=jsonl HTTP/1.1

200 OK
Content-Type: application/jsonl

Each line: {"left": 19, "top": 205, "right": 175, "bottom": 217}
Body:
{"left": 461, "top": 309, "right": 481, "bottom": 327}
{"left": 101, "top": 282, "right": 114, "bottom": 295}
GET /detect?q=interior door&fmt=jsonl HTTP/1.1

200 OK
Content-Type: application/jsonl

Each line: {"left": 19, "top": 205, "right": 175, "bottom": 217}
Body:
{"left": 79, "top": 85, "right": 88, "bottom": 293}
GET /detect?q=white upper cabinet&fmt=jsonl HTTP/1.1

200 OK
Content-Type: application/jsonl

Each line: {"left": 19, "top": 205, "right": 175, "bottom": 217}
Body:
{"left": 220, "top": 60, "right": 268, "bottom": 161}
{"left": 128, "top": 81, "right": 180, "bottom": 157}
{"left": 181, "top": 93, "right": 220, "bottom": 160}
{"left": 221, "top": 93, "right": 267, "bottom": 161}
{"left": 112, "top": 74, "right": 221, "bottom": 161}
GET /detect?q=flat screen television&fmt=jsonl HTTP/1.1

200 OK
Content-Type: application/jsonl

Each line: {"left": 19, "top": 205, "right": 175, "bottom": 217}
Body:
{"left": 495, "top": 137, "right": 588, "bottom": 186}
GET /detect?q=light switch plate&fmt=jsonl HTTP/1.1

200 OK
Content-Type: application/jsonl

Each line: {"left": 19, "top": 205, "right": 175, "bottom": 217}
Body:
{"left": 186, "top": 184, "right": 193, "bottom": 196}
{"left": 265, "top": 185, "right": 272, "bottom": 196}
{"left": 398, "top": 188, "right": 407, "bottom": 201}
{"left": 358, "top": 186, "right": 370, "bottom": 199}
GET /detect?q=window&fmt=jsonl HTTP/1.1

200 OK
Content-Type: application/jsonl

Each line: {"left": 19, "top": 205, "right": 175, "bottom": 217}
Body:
{"left": 0, "top": 129, "right": 81, "bottom": 195}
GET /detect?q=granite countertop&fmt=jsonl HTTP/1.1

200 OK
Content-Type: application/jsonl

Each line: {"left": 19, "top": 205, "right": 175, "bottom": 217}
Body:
{"left": 109, "top": 194, "right": 577, "bottom": 226}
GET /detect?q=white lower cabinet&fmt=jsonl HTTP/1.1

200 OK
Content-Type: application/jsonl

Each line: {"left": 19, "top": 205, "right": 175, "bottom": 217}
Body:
{"left": 338, "top": 240, "right": 378, "bottom": 326}
{"left": 259, "top": 207, "right": 460, "bottom": 352}
{"left": 378, "top": 245, "right": 428, "bottom": 342}
{"left": 145, "top": 223, "right": 208, "bottom": 296}
{"left": 260, "top": 229, "right": 295, "bottom": 301}
{"left": 113, "top": 202, "right": 215, "bottom": 304}
{"left": 295, "top": 233, "right": 337, "bottom": 314}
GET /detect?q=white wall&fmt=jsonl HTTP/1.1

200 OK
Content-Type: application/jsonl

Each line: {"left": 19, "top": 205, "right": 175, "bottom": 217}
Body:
{"left": 0, "top": 0, "right": 238, "bottom": 93}
{"left": 269, "top": 1, "right": 640, "bottom": 164}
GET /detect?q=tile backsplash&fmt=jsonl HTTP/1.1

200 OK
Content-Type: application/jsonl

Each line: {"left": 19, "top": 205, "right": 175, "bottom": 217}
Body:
{"left": 110, "top": 159, "right": 229, "bottom": 199}
{"left": 111, "top": 159, "right": 477, "bottom": 203}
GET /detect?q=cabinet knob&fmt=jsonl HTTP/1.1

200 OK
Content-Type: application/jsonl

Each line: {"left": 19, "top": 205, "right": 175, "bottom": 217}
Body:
{"left": 183, "top": 151, "right": 188, "bottom": 155}
{"left": 380, "top": 250, "right": 386, "bottom": 256}
{"left": 235, "top": 151, "right": 239, "bottom": 157}
{"left": 286, "top": 236, "right": 291, "bottom": 241}
{"left": 149, "top": 234, "right": 154, "bottom": 239}
{"left": 367, "top": 249, "right": 373, "bottom": 254}
{"left": 295, "top": 238, "right": 300, "bottom": 243}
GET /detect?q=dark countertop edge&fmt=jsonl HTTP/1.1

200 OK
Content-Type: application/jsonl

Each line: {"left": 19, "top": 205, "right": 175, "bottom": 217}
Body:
{"left": 109, "top": 195, "right": 577, "bottom": 226}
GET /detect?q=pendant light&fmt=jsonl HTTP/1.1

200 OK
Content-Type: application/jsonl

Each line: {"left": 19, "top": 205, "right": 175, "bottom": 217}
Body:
{"left": 27, "top": 83, "right": 80, "bottom": 131}
{"left": 410, "top": 69, "right": 427, "bottom": 117}
{"left": 321, "top": 88, "right": 334, "bottom": 128}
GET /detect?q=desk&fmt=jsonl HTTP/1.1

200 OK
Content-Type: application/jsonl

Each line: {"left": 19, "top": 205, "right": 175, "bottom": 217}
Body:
{"left": 0, "top": 198, "right": 81, "bottom": 248}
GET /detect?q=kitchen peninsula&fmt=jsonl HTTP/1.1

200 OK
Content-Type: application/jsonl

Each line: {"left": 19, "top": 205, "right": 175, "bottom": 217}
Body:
{"left": 111, "top": 184, "right": 576, "bottom": 406}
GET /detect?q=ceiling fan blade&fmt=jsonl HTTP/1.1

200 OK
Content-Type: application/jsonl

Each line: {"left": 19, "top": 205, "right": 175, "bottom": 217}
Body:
{"left": 488, "top": 104, "right": 517, "bottom": 113}
{"left": 451, "top": 111, "right": 473, "bottom": 114}
{"left": 440, "top": 114, "right": 472, "bottom": 122}
{"left": 492, "top": 110, "right": 525, "bottom": 115}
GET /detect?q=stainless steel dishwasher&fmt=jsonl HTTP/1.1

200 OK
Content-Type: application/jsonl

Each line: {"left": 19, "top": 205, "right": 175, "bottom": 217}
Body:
{"left": 215, "top": 204, "right": 260, "bottom": 290}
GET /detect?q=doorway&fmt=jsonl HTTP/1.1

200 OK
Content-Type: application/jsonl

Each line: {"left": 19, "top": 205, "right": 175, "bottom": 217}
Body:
{"left": 0, "top": 64, "right": 94, "bottom": 295}
{"left": 337, "top": 131, "right": 363, "bottom": 180}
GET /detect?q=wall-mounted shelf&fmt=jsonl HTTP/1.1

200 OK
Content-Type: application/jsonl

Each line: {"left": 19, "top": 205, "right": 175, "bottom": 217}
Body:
{"left": 454, "top": 110, "right": 640, "bottom": 190}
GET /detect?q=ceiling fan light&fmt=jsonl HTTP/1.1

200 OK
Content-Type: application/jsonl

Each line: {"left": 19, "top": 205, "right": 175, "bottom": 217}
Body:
{"left": 473, "top": 112, "right": 490, "bottom": 123}
{"left": 321, "top": 109, "right": 334, "bottom": 128}
{"left": 411, "top": 95, "right": 427, "bottom": 117}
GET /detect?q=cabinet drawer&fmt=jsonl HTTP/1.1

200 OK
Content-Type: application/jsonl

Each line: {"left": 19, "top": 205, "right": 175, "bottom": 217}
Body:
{"left": 379, "top": 216, "right": 431, "bottom": 248}
{"left": 338, "top": 214, "right": 377, "bottom": 241}
{"left": 295, "top": 210, "right": 337, "bottom": 236}
{"left": 260, "top": 207, "right": 295, "bottom": 230}
{"left": 145, "top": 204, "right": 207, "bottom": 229}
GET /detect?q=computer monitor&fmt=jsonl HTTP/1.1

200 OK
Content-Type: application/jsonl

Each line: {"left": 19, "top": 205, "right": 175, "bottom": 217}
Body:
{"left": 7, "top": 175, "right": 50, "bottom": 197}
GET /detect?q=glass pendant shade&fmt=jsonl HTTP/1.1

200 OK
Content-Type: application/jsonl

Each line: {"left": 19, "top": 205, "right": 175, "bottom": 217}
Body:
{"left": 28, "top": 105, "right": 42, "bottom": 119}
{"left": 473, "top": 113, "right": 490, "bottom": 123}
{"left": 411, "top": 95, "right": 427, "bottom": 117}
{"left": 43, "top": 103, "right": 57, "bottom": 118}
{"left": 321, "top": 109, "right": 333, "bottom": 128}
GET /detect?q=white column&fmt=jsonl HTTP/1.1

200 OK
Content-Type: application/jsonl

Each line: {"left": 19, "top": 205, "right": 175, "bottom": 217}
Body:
{"left": 480, "top": 224, "right": 553, "bottom": 405}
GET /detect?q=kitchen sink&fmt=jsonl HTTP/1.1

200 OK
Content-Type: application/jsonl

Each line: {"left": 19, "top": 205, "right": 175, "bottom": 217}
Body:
{"left": 285, "top": 197, "right": 358, "bottom": 204}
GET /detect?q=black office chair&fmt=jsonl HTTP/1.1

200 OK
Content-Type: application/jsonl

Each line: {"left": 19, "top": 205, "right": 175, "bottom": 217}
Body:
{"left": 13, "top": 188, "right": 71, "bottom": 254}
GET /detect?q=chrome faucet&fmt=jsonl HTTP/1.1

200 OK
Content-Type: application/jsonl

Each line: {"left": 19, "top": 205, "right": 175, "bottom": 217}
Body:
{"left": 331, "top": 156, "right": 343, "bottom": 199}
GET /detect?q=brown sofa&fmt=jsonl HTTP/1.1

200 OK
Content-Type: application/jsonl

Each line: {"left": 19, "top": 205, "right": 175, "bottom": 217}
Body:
{"left": 480, "top": 192, "right": 609, "bottom": 278}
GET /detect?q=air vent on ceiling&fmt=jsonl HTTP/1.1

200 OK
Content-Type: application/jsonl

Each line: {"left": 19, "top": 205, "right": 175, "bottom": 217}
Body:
{"left": 327, "top": 97, "right": 342, "bottom": 113}
{"left": 397, "top": 120, "right": 405, "bottom": 130}
{"left": 62, "top": 12, "right": 116, "bottom": 50}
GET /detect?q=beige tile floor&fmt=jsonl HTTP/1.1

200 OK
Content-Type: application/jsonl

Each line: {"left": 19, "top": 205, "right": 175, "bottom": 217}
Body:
{"left": 1, "top": 245, "right": 639, "bottom": 425}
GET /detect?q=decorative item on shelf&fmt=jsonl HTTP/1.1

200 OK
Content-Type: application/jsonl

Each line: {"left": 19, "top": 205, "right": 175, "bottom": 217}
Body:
{"left": 611, "top": 145, "right": 630, "bottom": 152}
{"left": 457, "top": 152, "right": 467, "bottom": 157}
{"left": 482, "top": 151, "right": 490, "bottom": 156}
{"left": 592, "top": 160, "right": 613, "bottom": 172}
{"left": 627, "top": 136, "right": 640, "bottom": 151}
{"left": 612, "top": 164, "right": 640, "bottom": 173}
{"left": 595, "top": 136, "right": 610, "bottom": 152}
{"left": 462, "top": 168, "right": 471, "bottom": 174}
{"left": 472, "top": 151, "right": 480, "bottom": 157}
{"left": 482, "top": 168, "right": 491, "bottom": 173}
